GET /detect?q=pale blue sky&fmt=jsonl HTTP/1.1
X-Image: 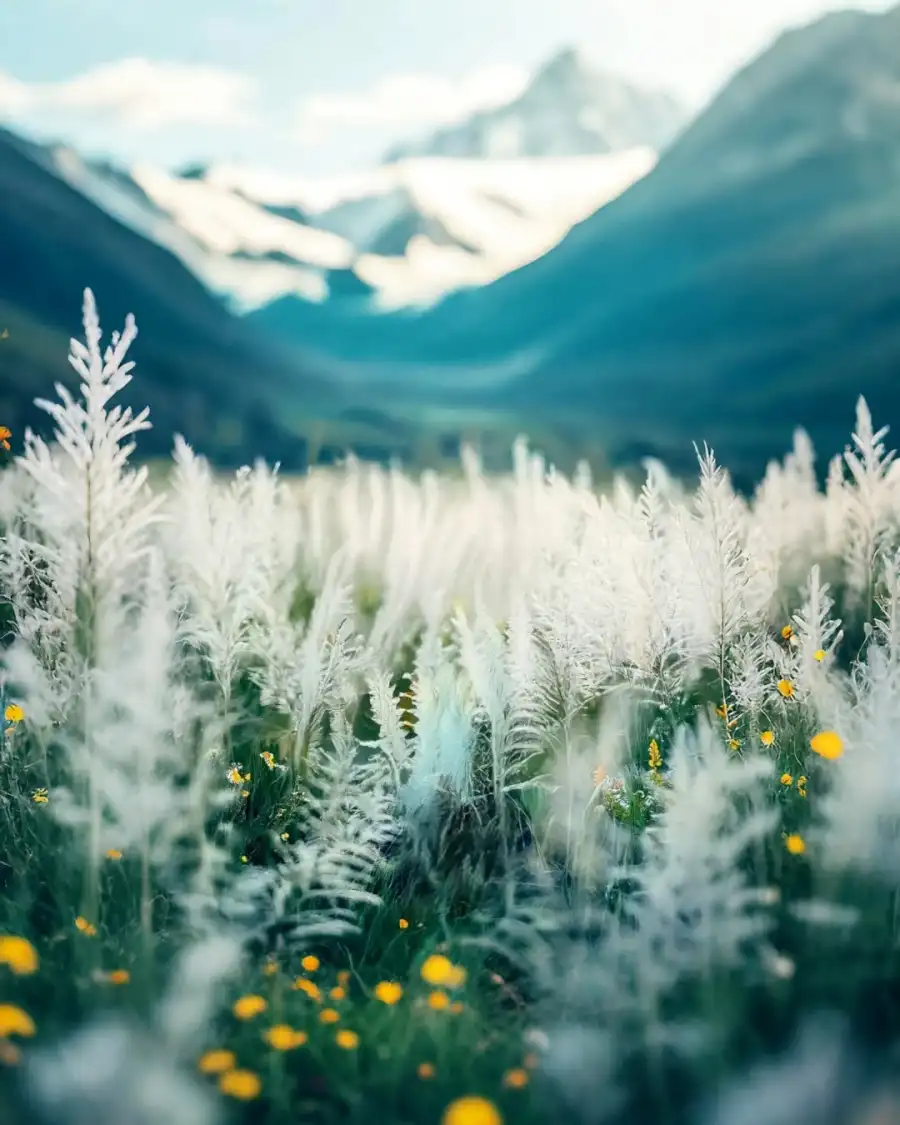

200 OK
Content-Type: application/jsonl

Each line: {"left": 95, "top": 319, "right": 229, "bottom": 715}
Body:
{"left": 0, "top": 0, "right": 891, "bottom": 174}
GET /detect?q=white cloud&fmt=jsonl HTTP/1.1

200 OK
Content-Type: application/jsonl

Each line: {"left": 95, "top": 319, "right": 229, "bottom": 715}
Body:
{"left": 294, "top": 64, "right": 529, "bottom": 142}
{"left": 0, "top": 73, "right": 30, "bottom": 115}
{"left": 0, "top": 58, "right": 257, "bottom": 131}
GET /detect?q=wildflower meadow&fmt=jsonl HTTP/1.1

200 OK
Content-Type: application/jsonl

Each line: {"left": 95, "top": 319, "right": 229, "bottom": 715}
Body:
{"left": 2, "top": 290, "right": 900, "bottom": 1125}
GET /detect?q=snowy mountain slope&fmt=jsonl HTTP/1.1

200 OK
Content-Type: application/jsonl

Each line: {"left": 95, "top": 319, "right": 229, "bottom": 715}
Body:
{"left": 206, "top": 149, "right": 657, "bottom": 308}
{"left": 384, "top": 47, "right": 687, "bottom": 161}
{"left": 47, "top": 146, "right": 346, "bottom": 310}
{"left": 46, "top": 144, "right": 654, "bottom": 312}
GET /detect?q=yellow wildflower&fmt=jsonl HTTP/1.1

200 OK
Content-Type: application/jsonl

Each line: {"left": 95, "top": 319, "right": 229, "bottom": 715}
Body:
{"left": 75, "top": 916, "right": 97, "bottom": 936}
{"left": 780, "top": 773, "right": 793, "bottom": 786}
{"left": 760, "top": 730, "right": 775, "bottom": 747}
{"left": 0, "top": 426, "right": 11, "bottom": 452}
{"left": 32, "top": 789, "right": 49, "bottom": 804}
{"left": 503, "top": 1068, "right": 529, "bottom": 1089}
{"left": 260, "top": 751, "right": 276, "bottom": 770}
{"left": 0, "top": 936, "right": 39, "bottom": 975}
{"left": 218, "top": 1069, "right": 261, "bottom": 1100}
{"left": 232, "top": 994, "right": 267, "bottom": 1021}
{"left": 335, "top": 1028, "right": 359, "bottom": 1049}
{"left": 105, "top": 849, "right": 123, "bottom": 860}
{"left": 226, "top": 766, "right": 244, "bottom": 785}
{"left": 318, "top": 1008, "right": 340, "bottom": 1024}
{"left": 810, "top": 730, "right": 844, "bottom": 760}
{"left": 197, "top": 1049, "right": 236, "bottom": 1074}
{"left": 4, "top": 704, "right": 23, "bottom": 724}
{"left": 292, "top": 978, "right": 321, "bottom": 1001}
{"left": 301, "top": 955, "right": 319, "bottom": 972}
{"left": 814, "top": 649, "right": 826, "bottom": 662}
{"left": 398, "top": 918, "right": 410, "bottom": 930}
{"left": 0, "top": 1004, "right": 35, "bottom": 1038}
{"left": 420, "top": 954, "right": 466, "bottom": 989}
{"left": 418, "top": 1061, "right": 436, "bottom": 1079}
{"left": 728, "top": 738, "right": 741, "bottom": 750}
{"left": 781, "top": 625, "right": 793, "bottom": 640}
{"left": 374, "top": 981, "right": 403, "bottom": 1006}
{"left": 441, "top": 1096, "right": 503, "bottom": 1125}
{"left": 428, "top": 990, "right": 450, "bottom": 1010}
{"left": 777, "top": 679, "right": 795, "bottom": 699}
{"left": 797, "top": 775, "right": 808, "bottom": 797}
{"left": 106, "top": 969, "right": 130, "bottom": 985}
{"left": 337, "top": 969, "right": 351, "bottom": 985}
{"left": 648, "top": 740, "right": 661, "bottom": 770}
{"left": 785, "top": 834, "right": 806, "bottom": 855}
{"left": 263, "top": 1024, "right": 307, "bottom": 1050}
{"left": 330, "top": 986, "right": 345, "bottom": 1000}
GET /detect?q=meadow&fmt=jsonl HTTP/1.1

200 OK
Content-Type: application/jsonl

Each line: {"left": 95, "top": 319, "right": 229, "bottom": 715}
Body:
{"left": 1, "top": 289, "right": 900, "bottom": 1125}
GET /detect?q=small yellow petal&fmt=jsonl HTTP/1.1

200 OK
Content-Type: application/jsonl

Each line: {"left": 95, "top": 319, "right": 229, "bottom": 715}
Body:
{"left": 785, "top": 834, "right": 806, "bottom": 855}
{"left": 0, "top": 1004, "right": 35, "bottom": 1038}
{"left": 810, "top": 730, "right": 844, "bottom": 760}
{"left": 374, "top": 981, "right": 403, "bottom": 1005}
{"left": 232, "top": 994, "right": 267, "bottom": 1020}
{"left": 198, "top": 1049, "right": 236, "bottom": 1074}
{"left": 218, "top": 1069, "right": 261, "bottom": 1100}
{"left": 441, "top": 1096, "right": 503, "bottom": 1125}
{"left": 0, "top": 936, "right": 39, "bottom": 975}
{"left": 503, "top": 1067, "right": 529, "bottom": 1089}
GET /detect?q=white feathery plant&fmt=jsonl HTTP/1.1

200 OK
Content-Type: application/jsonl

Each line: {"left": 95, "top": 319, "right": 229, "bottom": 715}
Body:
{"left": 1, "top": 289, "right": 165, "bottom": 731}
{"left": 245, "top": 548, "right": 362, "bottom": 773}
{"left": 676, "top": 448, "right": 777, "bottom": 680}
{"left": 399, "top": 633, "right": 478, "bottom": 816}
{"left": 264, "top": 710, "right": 398, "bottom": 945}
{"left": 552, "top": 719, "right": 777, "bottom": 1053}
{"left": 840, "top": 397, "right": 900, "bottom": 613}
{"left": 814, "top": 549, "right": 900, "bottom": 881}
{"left": 452, "top": 601, "right": 554, "bottom": 856}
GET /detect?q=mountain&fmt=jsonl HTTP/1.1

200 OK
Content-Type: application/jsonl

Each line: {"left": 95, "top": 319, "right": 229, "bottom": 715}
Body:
{"left": 0, "top": 126, "right": 324, "bottom": 471}
{"left": 241, "top": 148, "right": 656, "bottom": 325}
{"left": 385, "top": 48, "right": 687, "bottom": 162}
{"left": 35, "top": 47, "right": 673, "bottom": 319}
{"left": 45, "top": 146, "right": 655, "bottom": 316}
{"left": 338, "top": 3, "right": 900, "bottom": 485}
{"left": 46, "top": 149, "right": 355, "bottom": 312}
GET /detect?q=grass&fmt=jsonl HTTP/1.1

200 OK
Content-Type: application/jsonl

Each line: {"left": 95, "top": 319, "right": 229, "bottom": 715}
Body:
{"left": 3, "top": 290, "right": 900, "bottom": 1125}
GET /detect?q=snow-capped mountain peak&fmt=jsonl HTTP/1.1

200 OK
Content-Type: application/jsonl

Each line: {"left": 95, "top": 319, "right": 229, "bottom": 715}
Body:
{"left": 384, "top": 46, "right": 688, "bottom": 162}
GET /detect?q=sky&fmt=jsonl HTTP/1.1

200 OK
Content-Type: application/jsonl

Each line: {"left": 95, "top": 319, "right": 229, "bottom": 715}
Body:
{"left": 0, "top": 0, "right": 892, "bottom": 176}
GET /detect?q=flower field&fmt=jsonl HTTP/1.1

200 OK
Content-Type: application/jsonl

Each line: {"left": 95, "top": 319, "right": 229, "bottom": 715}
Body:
{"left": 1, "top": 290, "right": 900, "bottom": 1125}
